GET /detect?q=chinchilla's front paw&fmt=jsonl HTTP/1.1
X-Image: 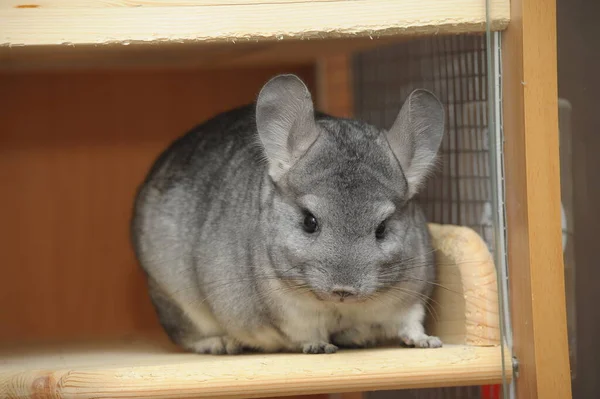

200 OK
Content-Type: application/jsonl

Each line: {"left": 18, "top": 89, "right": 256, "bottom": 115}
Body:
{"left": 185, "top": 336, "right": 244, "bottom": 355}
{"left": 400, "top": 333, "right": 443, "bottom": 348}
{"left": 301, "top": 341, "right": 338, "bottom": 354}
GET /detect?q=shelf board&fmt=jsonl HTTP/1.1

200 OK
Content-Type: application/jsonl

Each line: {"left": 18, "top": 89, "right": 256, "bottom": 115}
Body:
{"left": 0, "top": 335, "right": 512, "bottom": 398}
{"left": 0, "top": 0, "right": 510, "bottom": 71}
{"left": 0, "top": 223, "right": 506, "bottom": 398}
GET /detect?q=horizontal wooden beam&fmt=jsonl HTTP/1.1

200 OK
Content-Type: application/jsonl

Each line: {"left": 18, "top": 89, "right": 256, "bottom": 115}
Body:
{"left": 0, "top": 338, "right": 512, "bottom": 398}
{"left": 0, "top": 0, "right": 509, "bottom": 46}
{"left": 0, "top": 0, "right": 509, "bottom": 71}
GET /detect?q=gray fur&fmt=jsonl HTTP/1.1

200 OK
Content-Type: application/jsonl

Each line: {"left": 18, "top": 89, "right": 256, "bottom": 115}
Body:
{"left": 131, "top": 74, "right": 445, "bottom": 355}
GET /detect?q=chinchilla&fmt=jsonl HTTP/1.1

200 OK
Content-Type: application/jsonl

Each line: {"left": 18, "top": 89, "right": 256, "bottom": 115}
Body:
{"left": 131, "top": 74, "right": 445, "bottom": 355}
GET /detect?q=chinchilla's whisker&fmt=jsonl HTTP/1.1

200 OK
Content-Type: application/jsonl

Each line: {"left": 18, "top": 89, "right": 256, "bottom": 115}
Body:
{"left": 398, "top": 277, "right": 461, "bottom": 295}
{"left": 383, "top": 286, "right": 441, "bottom": 322}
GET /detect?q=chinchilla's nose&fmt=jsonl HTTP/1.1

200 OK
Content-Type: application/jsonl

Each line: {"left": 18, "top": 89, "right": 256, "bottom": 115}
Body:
{"left": 331, "top": 286, "right": 358, "bottom": 299}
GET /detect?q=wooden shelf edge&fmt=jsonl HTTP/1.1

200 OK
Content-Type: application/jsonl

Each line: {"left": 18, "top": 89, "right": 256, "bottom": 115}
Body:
{"left": 0, "top": 0, "right": 509, "bottom": 47}
{"left": 0, "top": 337, "right": 512, "bottom": 398}
{"left": 0, "top": 0, "right": 509, "bottom": 71}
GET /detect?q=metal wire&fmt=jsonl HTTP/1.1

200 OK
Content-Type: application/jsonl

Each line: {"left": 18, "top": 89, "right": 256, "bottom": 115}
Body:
{"left": 354, "top": 34, "right": 493, "bottom": 250}
{"left": 354, "top": 33, "right": 492, "bottom": 399}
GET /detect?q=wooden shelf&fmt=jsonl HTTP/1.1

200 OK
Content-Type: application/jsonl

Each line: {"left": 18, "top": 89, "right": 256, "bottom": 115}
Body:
{"left": 0, "top": 0, "right": 510, "bottom": 71}
{"left": 0, "top": 223, "right": 510, "bottom": 398}
{"left": 0, "top": 336, "right": 512, "bottom": 398}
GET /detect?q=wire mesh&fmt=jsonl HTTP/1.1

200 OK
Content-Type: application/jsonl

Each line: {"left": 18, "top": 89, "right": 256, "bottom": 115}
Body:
{"left": 353, "top": 33, "right": 493, "bottom": 399}
{"left": 353, "top": 33, "right": 494, "bottom": 252}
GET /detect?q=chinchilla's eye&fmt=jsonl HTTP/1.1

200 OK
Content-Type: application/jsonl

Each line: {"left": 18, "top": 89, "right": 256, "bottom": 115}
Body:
{"left": 375, "top": 221, "right": 386, "bottom": 240}
{"left": 303, "top": 212, "right": 319, "bottom": 234}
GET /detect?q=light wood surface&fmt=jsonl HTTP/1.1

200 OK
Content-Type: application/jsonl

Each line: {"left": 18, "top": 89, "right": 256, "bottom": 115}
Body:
{"left": 6, "top": 0, "right": 337, "bottom": 6}
{"left": 0, "top": 0, "right": 509, "bottom": 45}
{"left": 316, "top": 55, "right": 354, "bottom": 119}
{"left": 0, "top": 67, "right": 315, "bottom": 343}
{"left": 0, "top": 340, "right": 511, "bottom": 399}
{"left": 0, "top": 223, "right": 508, "bottom": 398}
{"left": 502, "top": 0, "right": 573, "bottom": 397}
{"left": 0, "top": 0, "right": 510, "bottom": 71}
{"left": 427, "top": 224, "right": 500, "bottom": 346}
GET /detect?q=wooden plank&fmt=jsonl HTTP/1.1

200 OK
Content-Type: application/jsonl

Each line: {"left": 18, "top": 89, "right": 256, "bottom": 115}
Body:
{"left": 0, "top": 36, "right": 407, "bottom": 72}
{"left": 336, "top": 394, "right": 364, "bottom": 399}
{"left": 0, "top": 221, "right": 509, "bottom": 397}
{"left": 316, "top": 54, "right": 354, "bottom": 118}
{"left": 502, "top": 0, "right": 573, "bottom": 397}
{"left": 0, "top": 339, "right": 512, "bottom": 398}
{"left": 0, "top": 0, "right": 510, "bottom": 47}
{"left": 4, "top": 0, "right": 336, "bottom": 7}
{"left": 426, "top": 224, "right": 500, "bottom": 346}
{"left": 0, "top": 67, "right": 316, "bottom": 343}
{"left": 0, "top": 0, "right": 509, "bottom": 71}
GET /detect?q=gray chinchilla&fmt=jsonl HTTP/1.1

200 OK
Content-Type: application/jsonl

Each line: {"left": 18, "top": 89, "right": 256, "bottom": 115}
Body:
{"left": 131, "top": 74, "right": 445, "bottom": 355}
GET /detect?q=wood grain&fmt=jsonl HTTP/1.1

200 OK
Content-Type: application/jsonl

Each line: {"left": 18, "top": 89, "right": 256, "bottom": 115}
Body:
{"left": 0, "top": 0, "right": 510, "bottom": 71}
{"left": 502, "top": 0, "right": 573, "bottom": 397}
{"left": 427, "top": 224, "right": 500, "bottom": 346}
{"left": 0, "top": 37, "right": 408, "bottom": 73}
{"left": 0, "top": 0, "right": 510, "bottom": 46}
{"left": 0, "top": 66, "right": 315, "bottom": 343}
{"left": 316, "top": 55, "right": 354, "bottom": 118}
{"left": 4, "top": 0, "right": 335, "bottom": 7}
{"left": 0, "top": 338, "right": 512, "bottom": 398}
{"left": 0, "top": 221, "right": 509, "bottom": 397}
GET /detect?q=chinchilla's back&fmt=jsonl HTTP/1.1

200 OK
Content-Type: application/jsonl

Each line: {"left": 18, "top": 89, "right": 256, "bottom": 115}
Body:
{"left": 131, "top": 105, "right": 273, "bottom": 349}
{"left": 133, "top": 105, "right": 262, "bottom": 204}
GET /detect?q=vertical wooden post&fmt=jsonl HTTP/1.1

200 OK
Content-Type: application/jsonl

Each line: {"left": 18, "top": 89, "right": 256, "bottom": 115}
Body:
{"left": 502, "top": 0, "right": 572, "bottom": 397}
{"left": 315, "top": 55, "right": 354, "bottom": 118}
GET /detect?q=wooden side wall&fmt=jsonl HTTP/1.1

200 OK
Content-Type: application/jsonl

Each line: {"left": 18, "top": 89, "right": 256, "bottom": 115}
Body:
{"left": 0, "top": 66, "right": 315, "bottom": 342}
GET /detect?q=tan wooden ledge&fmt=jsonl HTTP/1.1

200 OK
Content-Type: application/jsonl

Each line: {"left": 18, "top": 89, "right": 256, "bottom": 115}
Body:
{"left": 0, "top": 223, "right": 511, "bottom": 398}
{"left": 0, "top": 0, "right": 510, "bottom": 70}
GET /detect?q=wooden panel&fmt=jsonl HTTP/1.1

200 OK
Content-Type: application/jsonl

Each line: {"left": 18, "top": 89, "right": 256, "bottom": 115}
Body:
{"left": 5, "top": 0, "right": 335, "bottom": 6}
{"left": 426, "top": 224, "right": 500, "bottom": 346}
{"left": 502, "top": 0, "right": 573, "bottom": 397}
{"left": 316, "top": 55, "right": 354, "bottom": 118}
{"left": 0, "top": 0, "right": 510, "bottom": 71}
{"left": 0, "top": 222, "right": 510, "bottom": 397}
{"left": 0, "top": 338, "right": 512, "bottom": 398}
{"left": 0, "top": 65, "right": 315, "bottom": 342}
{"left": 0, "top": 0, "right": 509, "bottom": 46}
{"left": 0, "top": 37, "right": 403, "bottom": 73}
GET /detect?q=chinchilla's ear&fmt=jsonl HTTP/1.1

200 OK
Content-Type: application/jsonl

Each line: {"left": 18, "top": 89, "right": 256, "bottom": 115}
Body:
{"left": 255, "top": 74, "right": 319, "bottom": 182}
{"left": 385, "top": 89, "right": 444, "bottom": 198}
